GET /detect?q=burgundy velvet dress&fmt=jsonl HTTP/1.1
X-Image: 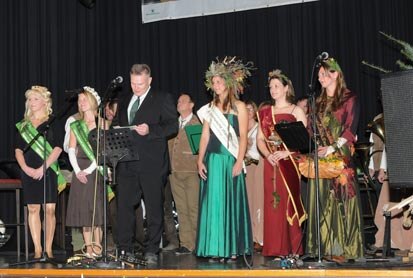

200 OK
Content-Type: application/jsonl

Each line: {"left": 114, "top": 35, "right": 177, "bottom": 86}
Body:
{"left": 258, "top": 106, "right": 306, "bottom": 257}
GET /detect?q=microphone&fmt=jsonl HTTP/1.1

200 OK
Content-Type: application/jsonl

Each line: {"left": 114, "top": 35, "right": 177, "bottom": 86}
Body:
{"left": 111, "top": 76, "right": 123, "bottom": 84}
{"left": 317, "top": 52, "right": 329, "bottom": 60}
{"left": 65, "top": 88, "right": 83, "bottom": 94}
{"left": 64, "top": 88, "right": 83, "bottom": 102}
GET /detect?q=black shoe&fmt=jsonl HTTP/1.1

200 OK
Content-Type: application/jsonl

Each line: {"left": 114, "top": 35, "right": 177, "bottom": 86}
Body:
{"left": 144, "top": 252, "right": 159, "bottom": 265}
{"left": 162, "top": 243, "right": 179, "bottom": 251}
{"left": 175, "top": 246, "right": 192, "bottom": 255}
{"left": 119, "top": 251, "right": 135, "bottom": 262}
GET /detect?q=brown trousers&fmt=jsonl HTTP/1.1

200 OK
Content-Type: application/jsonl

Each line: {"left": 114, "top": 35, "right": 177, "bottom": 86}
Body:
{"left": 170, "top": 171, "right": 199, "bottom": 251}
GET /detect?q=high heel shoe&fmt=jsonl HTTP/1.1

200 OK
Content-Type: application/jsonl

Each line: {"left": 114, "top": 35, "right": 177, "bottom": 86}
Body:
{"left": 208, "top": 257, "right": 220, "bottom": 263}
{"left": 46, "top": 251, "right": 54, "bottom": 259}
{"left": 83, "top": 245, "right": 95, "bottom": 259}
{"left": 226, "top": 256, "right": 237, "bottom": 263}
{"left": 34, "top": 251, "right": 42, "bottom": 259}
{"left": 92, "top": 245, "right": 102, "bottom": 258}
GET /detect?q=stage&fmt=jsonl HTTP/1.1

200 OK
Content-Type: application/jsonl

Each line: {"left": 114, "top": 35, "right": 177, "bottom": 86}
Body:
{"left": 1, "top": 250, "right": 413, "bottom": 277}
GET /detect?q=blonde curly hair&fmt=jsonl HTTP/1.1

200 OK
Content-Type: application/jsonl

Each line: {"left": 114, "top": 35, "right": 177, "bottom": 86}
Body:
{"left": 23, "top": 85, "right": 52, "bottom": 123}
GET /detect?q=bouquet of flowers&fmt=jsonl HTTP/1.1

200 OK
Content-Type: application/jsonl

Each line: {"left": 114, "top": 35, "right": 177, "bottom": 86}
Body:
{"left": 298, "top": 154, "right": 345, "bottom": 179}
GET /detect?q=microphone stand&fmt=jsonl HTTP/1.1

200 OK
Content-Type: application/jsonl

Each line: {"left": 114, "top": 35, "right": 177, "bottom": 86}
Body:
{"left": 92, "top": 81, "right": 121, "bottom": 269}
{"left": 305, "top": 55, "right": 327, "bottom": 267}
{"left": 8, "top": 99, "right": 75, "bottom": 268}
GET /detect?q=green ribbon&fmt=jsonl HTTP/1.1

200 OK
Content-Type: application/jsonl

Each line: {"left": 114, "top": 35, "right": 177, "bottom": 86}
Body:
{"left": 16, "top": 121, "right": 67, "bottom": 193}
{"left": 70, "top": 120, "right": 114, "bottom": 201}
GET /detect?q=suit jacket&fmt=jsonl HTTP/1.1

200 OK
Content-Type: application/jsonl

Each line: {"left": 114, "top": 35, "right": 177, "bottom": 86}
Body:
{"left": 168, "top": 115, "right": 200, "bottom": 173}
{"left": 114, "top": 89, "right": 178, "bottom": 176}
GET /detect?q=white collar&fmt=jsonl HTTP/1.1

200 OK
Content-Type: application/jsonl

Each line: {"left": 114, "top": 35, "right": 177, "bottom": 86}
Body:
{"left": 132, "top": 86, "right": 151, "bottom": 103}
{"left": 179, "top": 113, "right": 193, "bottom": 123}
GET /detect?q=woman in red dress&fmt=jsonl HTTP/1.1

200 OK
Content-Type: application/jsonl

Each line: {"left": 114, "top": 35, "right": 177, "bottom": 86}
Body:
{"left": 257, "top": 70, "right": 307, "bottom": 258}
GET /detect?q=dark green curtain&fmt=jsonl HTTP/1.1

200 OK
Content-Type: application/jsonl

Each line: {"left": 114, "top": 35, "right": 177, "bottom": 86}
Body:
{"left": 0, "top": 0, "right": 412, "bottom": 161}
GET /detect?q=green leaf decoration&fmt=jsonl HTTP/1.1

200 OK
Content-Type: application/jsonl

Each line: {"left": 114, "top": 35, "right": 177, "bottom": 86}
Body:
{"left": 380, "top": 31, "right": 413, "bottom": 63}
{"left": 361, "top": 31, "right": 413, "bottom": 74}
{"left": 396, "top": 60, "right": 413, "bottom": 70}
{"left": 361, "top": 61, "right": 391, "bottom": 74}
{"left": 272, "top": 191, "right": 281, "bottom": 209}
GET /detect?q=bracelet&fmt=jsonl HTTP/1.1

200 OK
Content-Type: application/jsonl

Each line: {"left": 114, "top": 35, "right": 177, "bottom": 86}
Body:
{"left": 331, "top": 142, "right": 339, "bottom": 152}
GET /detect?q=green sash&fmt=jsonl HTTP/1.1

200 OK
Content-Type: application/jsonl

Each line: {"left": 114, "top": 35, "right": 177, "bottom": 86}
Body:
{"left": 70, "top": 120, "right": 114, "bottom": 201}
{"left": 16, "top": 121, "right": 67, "bottom": 193}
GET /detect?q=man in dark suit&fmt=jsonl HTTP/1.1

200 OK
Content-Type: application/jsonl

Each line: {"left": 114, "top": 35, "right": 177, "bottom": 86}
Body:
{"left": 114, "top": 64, "right": 178, "bottom": 264}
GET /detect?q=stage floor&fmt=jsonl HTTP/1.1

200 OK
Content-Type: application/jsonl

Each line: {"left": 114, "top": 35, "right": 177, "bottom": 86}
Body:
{"left": 1, "top": 250, "right": 413, "bottom": 277}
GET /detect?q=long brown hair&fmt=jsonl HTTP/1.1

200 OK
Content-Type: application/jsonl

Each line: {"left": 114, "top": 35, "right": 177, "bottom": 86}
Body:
{"left": 316, "top": 59, "right": 347, "bottom": 113}
{"left": 212, "top": 76, "right": 238, "bottom": 113}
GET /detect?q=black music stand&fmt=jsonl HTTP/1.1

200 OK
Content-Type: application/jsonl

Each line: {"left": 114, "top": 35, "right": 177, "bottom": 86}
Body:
{"left": 275, "top": 120, "right": 338, "bottom": 267}
{"left": 274, "top": 121, "right": 313, "bottom": 154}
{"left": 88, "top": 126, "right": 140, "bottom": 268}
{"left": 89, "top": 127, "right": 139, "bottom": 176}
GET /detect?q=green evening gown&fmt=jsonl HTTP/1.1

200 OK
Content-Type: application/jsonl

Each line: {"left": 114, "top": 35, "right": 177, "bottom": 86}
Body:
{"left": 196, "top": 114, "right": 253, "bottom": 258}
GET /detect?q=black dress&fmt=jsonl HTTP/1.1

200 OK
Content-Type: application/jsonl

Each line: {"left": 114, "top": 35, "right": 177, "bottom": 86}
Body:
{"left": 15, "top": 121, "right": 61, "bottom": 205}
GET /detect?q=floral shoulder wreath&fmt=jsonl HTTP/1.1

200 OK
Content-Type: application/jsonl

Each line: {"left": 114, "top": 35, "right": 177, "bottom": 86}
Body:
{"left": 205, "top": 56, "right": 255, "bottom": 96}
{"left": 83, "top": 86, "right": 101, "bottom": 105}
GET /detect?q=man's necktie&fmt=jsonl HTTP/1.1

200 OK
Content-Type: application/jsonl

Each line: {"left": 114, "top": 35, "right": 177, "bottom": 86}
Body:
{"left": 129, "top": 96, "right": 140, "bottom": 124}
{"left": 179, "top": 119, "right": 185, "bottom": 129}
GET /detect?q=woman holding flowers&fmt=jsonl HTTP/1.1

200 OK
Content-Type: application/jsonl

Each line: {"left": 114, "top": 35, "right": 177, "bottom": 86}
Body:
{"left": 305, "top": 57, "right": 363, "bottom": 260}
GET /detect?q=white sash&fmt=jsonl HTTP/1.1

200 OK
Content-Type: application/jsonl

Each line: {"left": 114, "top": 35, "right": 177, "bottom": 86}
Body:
{"left": 197, "top": 104, "right": 239, "bottom": 159}
{"left": 246, "top": 123, "right": 260, "bottom": 160}
{"left": 247, "top": 122, "right": 258, "bottom": 138}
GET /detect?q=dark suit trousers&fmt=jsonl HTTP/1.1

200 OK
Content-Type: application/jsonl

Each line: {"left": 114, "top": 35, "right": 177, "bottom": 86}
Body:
{"left": 117, "top": 166, "right": 165, "bottom": 254}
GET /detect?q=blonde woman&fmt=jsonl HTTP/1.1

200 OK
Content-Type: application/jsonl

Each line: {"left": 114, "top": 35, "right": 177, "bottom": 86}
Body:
{"left": 65, "top": 87, "right": 105, "bottom": 258}
{"left": 15, "top": 85, "right": 65, "bottom": 259}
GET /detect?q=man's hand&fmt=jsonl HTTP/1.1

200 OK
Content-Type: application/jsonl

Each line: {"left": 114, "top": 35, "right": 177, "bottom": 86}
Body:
{"left": 133, "top": 123, "right": 149, "bottom": 136}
